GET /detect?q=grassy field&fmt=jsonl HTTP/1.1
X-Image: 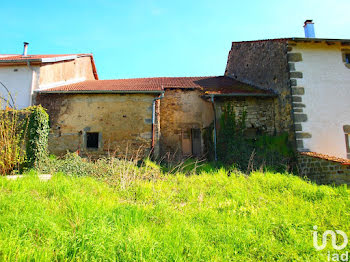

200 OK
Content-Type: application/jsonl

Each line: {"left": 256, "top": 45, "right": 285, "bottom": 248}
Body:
{"left": 0, "top": 167, "right": 349, "bottom": 261}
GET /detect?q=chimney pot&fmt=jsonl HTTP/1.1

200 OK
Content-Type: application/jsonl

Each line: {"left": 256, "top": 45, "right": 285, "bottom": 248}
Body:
{"left": 23, "top": 42, "right": 29, "bottom": 56}
{"left": 303, "top": 20, "right": 315, "bottom": 38}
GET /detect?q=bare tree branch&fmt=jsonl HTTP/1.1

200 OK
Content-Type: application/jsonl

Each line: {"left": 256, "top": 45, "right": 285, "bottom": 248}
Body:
{"left": 0, "top": 81, "right": 16, "bottom": 109}
{"left": 0, "top": 95, "right": 14, "bottom": 108}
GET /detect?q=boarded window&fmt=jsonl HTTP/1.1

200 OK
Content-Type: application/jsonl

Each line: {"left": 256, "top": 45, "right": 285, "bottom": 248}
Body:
{"left": 86, "top": 132, "right": 99, "bottom": 149}
{"left": 181, "top": 129, "right": 192, "bottom": 156}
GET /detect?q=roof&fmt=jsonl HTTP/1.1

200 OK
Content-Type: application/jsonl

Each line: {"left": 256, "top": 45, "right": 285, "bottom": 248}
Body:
{"left": 38, "top": 76, "right": 275, "bottom": 96}
{"left": 300, "top": 152, "right": 350, "bottom": 165}
{"left": 232, "top": 37, "right": 350, "bottom": 45}
{"left": 0, "top": 53, "right": 98, "bottom": 80}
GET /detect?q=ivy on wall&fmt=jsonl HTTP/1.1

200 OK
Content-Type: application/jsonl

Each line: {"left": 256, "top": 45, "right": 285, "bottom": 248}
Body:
{"left": 25, "top": 105, "right": 50, "bottom": 169}
{"left": 205, "top": 102, "right": 294, "bottom": 172}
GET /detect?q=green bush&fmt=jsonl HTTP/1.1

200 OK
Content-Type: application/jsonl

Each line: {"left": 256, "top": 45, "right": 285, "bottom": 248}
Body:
{"left": 214, "top": 103, "right": 294, "bottom": 172}
{"left": 25, "top": 105, "right": 50, "bottom": 169}
{"left": 0, "top": 108, "right": 28, "bottom": 175}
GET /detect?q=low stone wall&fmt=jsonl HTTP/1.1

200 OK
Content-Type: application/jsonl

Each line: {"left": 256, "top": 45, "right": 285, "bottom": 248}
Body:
{"left": 298, "top": 152, "right": 350, "bottom": 185}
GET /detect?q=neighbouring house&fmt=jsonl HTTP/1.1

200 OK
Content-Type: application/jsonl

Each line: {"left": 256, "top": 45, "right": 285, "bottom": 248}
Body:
{"left": 0, "top": 42, "right": 98, "bottom": 109}
{"left": 35, "top": 76, "right": 275, "bottom": 159}
{"left": 225, "top": 20, "right": 350, "bottom": 184}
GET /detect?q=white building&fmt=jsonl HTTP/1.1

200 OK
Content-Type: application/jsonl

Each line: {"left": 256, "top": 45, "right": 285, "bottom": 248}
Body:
{"left": 225, "top": 21, "right": 350, "bottom": 159}
{"left": 0, "top": 43, "right": 98, "bottom": 109}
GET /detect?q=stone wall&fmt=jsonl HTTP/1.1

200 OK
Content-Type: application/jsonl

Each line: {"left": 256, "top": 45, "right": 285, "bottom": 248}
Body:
{"left": 298, "top": 152, "right": 350, "bottom": 185}
{"left": 159, "top": 89, "right": 214, "bottom": 159}
{"left": 36, "top": 93, "right": 158, "bottom": 159}
{"left": 225, "top": 39, "right": 294, "bottom": 141}
{"left": 215, "top": 96, "right": 276, "bottom": 136}
{"left": 160, "top": 89, "right": 276, "bottom": 159}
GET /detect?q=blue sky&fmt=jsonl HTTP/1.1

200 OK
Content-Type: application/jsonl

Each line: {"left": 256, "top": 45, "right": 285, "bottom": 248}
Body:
{"left": 1, "top": 0, "right": 349, "bottom": 79}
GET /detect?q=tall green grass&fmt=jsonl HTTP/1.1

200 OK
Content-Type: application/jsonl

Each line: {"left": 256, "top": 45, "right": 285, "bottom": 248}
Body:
{"left": 0, "top": 169, "right": 349, "bottom": 261}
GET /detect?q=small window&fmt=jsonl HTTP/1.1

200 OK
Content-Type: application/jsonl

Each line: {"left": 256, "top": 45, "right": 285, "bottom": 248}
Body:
{"left": 86, "top": 132, "right": 99, "bottom": 149}
{"left": 346, "top": 54, "right": 350, "bottom": 64}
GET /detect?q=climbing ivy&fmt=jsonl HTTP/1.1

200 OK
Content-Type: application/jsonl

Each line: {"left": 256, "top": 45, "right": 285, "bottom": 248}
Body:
{"left": 202, "top": 122, "right": 214, "bottom": 159}
{"left": 25, "top": 105, "right": 50, "bottom": 169}
{"left": 208, "top": 102, "right": 294, "bottom": 172}
{"left": 217, "top": 103, "right": 249, "bottom": 166}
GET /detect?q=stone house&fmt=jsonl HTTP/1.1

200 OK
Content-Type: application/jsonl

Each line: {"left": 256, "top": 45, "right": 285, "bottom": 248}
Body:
{"left": 36, "top": 76, "right": 275, "bottom": 159}
{"left": 225, "top": 36, "right": 350, "bottom": 160}
{"left": 0, "top": 42, "right": 98, "bottom": 109}
{"left": 225, "top": 20, "right": 350, "bottom": 183}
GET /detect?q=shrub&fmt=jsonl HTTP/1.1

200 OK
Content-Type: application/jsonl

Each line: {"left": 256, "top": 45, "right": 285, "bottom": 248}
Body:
{"left": 213, "top": 103, "right": 294, "bottom": 172}
{"left": 40, "top": 153, "right": 163, "bottom": 187}
{"left": 0, "top": 107, "right": 28, "bottom": 175}
{"left": 0, "top": 104, "right": 50, "bottom": 175}
{"left": 25, "top": 105, "right": 50, "bottom": 169}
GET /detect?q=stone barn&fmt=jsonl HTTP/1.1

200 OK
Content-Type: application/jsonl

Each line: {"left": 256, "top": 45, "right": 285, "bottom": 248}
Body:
{"left": 36, "top": 79, "right": 163, "bottom": 158}
{"left": 36, "top": 76, "right": 276, "bottom": 159}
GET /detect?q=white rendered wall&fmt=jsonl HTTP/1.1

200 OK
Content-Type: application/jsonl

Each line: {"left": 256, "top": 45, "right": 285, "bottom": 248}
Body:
{"left": 0, "top": 65, "right": 39, "bottom": 109}
{"left": 293, "top": 42, "right": 350, "bottom": 158}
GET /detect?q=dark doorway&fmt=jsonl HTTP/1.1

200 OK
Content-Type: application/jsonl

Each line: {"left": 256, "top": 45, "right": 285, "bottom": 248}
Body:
{"left": 191, "top": 128, "right": 201, "bottom": 157}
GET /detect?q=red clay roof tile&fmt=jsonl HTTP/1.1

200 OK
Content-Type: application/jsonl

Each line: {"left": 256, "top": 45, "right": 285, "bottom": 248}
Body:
{"left": 300, "top": 152, "right": 350, "bottom": 165}
{"left": 39, "top": 76, "right": 274, "bottom": 95}
{"left": 0, "top": 54, "right": 89, "bottom": 61}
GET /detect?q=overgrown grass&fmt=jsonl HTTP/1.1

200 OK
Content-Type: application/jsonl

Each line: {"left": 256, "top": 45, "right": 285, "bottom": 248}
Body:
{"left": 0, "top": 166, "right": 349, "bottom": 261}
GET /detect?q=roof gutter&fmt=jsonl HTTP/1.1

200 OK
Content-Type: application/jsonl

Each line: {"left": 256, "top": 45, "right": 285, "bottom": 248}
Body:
{"left": 204, "top": 93, "right": 276, "bottom": 97}
{"left": 0, "top": 59, "right": 42, "bottom": 64}
{"left": 289, "top": 37, "right": 350, "bottom": 43}
{"left": 26, "top": 61, "right": 36, "bottom": 106}
{"left": 0, "top": 55, "right": 78, "bottom": 65}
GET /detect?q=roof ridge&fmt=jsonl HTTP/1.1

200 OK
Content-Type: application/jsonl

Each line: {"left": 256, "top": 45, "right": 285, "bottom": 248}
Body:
{"left": 38, "top": 75, "right": 274, "bottom": 96}
{"left": 93, "top": 76, "right": 220, "bottom": 81}
{"left": 0, "top": 53, "right": 92, "bottom": 56}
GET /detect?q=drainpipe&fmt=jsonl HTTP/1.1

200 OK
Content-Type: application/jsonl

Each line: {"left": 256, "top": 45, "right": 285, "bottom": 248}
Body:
{"left": 211, "top": 95, "right": 217, "bottom": 162}
{"left": 151, "top": 92, "right": 164, "bottom": 155}
{"left": 26, "top": 61, "right": 36, "bottom": 106}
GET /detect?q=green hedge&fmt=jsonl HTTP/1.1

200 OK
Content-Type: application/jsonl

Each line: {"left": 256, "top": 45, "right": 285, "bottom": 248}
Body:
{"left": 25, "top": 105, "right": 50, "bottom": 169}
